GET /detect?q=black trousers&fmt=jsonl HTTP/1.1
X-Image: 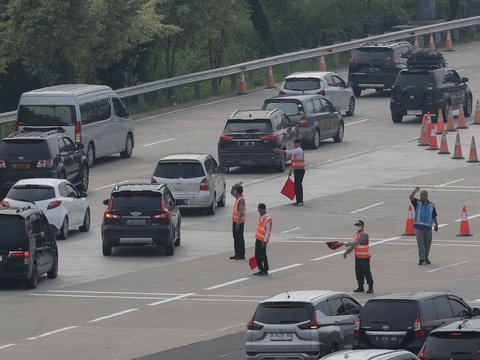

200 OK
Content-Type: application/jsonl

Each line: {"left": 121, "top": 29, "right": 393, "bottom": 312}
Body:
{"left": 355, "top": 257, "right": 373, "bottom": 289}
{"left": 294, "top": 169, "right": 305, "bottom": 203}
{"left": 232, "top": 222, "right": 245, "bottom": 257}
{"left": 255, "top": 239, "right": 269, "bottom": 272}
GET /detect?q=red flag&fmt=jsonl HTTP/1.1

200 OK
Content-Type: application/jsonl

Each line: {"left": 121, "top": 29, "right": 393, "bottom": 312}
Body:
{"left": 326, "top": 241, "right": 344, "bottom": 250}
{"left": 249, "top": 256, "right": 258, "bottom": 270}
{"left": 281, "top": 178, "right": 295, "bottom": 200}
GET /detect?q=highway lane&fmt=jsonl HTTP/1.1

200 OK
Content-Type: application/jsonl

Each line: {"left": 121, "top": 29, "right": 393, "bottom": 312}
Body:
{"left": 1, "top": 42, "right": 480, "bottom": 359}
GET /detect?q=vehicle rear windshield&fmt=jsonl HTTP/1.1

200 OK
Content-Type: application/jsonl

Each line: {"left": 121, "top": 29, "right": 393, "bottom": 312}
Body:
{"left": 352, "top": 48, "right": 393, "bottom": 62}
{"left": 18, "top": 105, "right": 76, "bottom": 127}
{"left": 424, "top": 332, "right": 480, "bottom": 358}
{"left": 361, "top": 300, "right": 417, "bottom": 326}
{"left": 0, "top": 140, "right": 51, "bottom": 158}
{"left": 111, "top": 191, "right": 162, "bottom": 211}
{"left": 0, "top": 216, "right": 26, "bottom": 247}
{"left": 264, "top": 101, "right": 302, "bottom": 116}
{"left": 254, "top": 302, "right": 313, "bottom": 324}
{"left": 283, "top": 78, "right": 321, "bottom": 91}
{"left": 224, "top": 119, "right": 272, "bottom": 133}
{"left": 8, "top": 185, "right": 55, "bottom": 202}
{"left": 395, "top": 72, "right": 436, "bottom": 88}
{"left": 154, "top": 162, "right": 205, "bottom": 179}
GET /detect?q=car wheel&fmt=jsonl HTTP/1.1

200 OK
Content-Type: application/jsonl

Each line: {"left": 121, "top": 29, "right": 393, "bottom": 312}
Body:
{"left": 120, "top": 133, "right": 133, "bottom": 158}
{"left": 391, "top": 113, "right": 403, "bottom": 123}
{"left": 346, "top": 97, "right": 355, "bottom": 116}
{"left": 78, "top": 165, "right": 89, "bottom": 191}
{"left": 174, "top": 221, "right": 181, "bottom": 247}
{"left": 333, "top": 122, "right": 344, "bottom": 143}
{"left": 353, "top": 86, "right": 361, "bottom": 97}
{"left": 165, "top": 233, "right": 175, "bottom": 256}
{"left": 79, "top": 208, "right": 90, "bottom": 232}
{"left": 47, "top": 254, "right": 58, "bottom": 279}
{"left": 329, "top": 342, "right": 339, "bottom": 353}
{"left": 206, "top": 194, "right": 216, "bottom": 215}
{"left": 217, "top": 186, "right": 226, "bottom": 207}
{"left": 87, "top": 143, "right": 95, "bottom": 168}
{"left": 441, "top": 101, "right": 450, "bottom": 124}
{"left": 58, "top": 217, "right": 69, "bottom": 240}
{"left": 311, "top": 129, "right": 320, "bottom": 149}
{"left": 464, "top": 94, "right": 473, "bottom": 117}
{"left": 26, "top": 263, "right": 39, "bottom": 289}
{"left": 102, "top": 244, "right": 112, "bottom": 256}
{"left": 276, "top": 154, "right": 286, "bottom": 172}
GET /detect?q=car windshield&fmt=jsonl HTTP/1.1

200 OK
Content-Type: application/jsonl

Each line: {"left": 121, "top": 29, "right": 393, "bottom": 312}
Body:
{"left": 18, "top": 105, "right": 77, "bottom": 126}
{"left": 154, "top": 162, "right": 205, "bottom": 179}
{"left": 424, "top": 332, "right": 480, "bottom": 358}
{"left": 264, "top": 102, "right": 301, "bottom": 116}
{"left": 352, "top": 48, "right": 392, "bottom": 62}
{"left": 8, "top": 185, "right": 55, "bottom": 202}
{"left": 0, "top": 140, "right": 51, "bottom": 159}
{"left": 395, "top": 72, "right": 436, "bottom": 88}
{"left": 361, "top": 300, "right": 417, "bottom": 326}
{"left": 225, "top": 119, "right": 272, "bottom": 133}
{"left": 111, "top": 191, "right": 162, "bottom": 211}
{"left": 283, "top": 78, "right": 321, "bottom": 91}
{"left": 254, "top": 302, "right": 313, "bottom": 324}
{"left": 0, "top": 216, "right": 27, "bottom": 248}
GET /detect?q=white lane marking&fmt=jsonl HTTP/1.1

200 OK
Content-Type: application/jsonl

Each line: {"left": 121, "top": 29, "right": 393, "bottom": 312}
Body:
{"left": 148, "top": 292, "right": 194, "bottom": 306}
{"left": 87, "top": 309, "right": 138, "bottom": 323}
{"left": 454, "top": 213, "right": 480, "bottom": 222}
{"left": 268, "top": 263, "right": 303, "bottom": 274}
{"left": 205, "top": 278, "right": 249, "bottom": 290}
{"left": 381, "top": 183, "right": 480, "bottom": 189}
{"left": 0, "top": 344, "right": 15, "bottom": 350}
{"left": 30, "top": 294, "right": 170, "bottom": 301}
{"left": 438, "top": 223, "right": 448, "bottom": 228}
{"left": 281, "top": 227, "right": 301, "bottom": 234}
{"left": 92, "top": 179, "right": 128, "bottom": 191}
{"left": 295, "top": 236, "right": 383, "bottom": 240}
{"left": 366, "top": 187, "right": 480, "bottom": 193}
{"left": 427, "top": 260, "right": 469, "bottom": 273}
{"left": 350, "top": 202, "right": 385, "bottom": 214}
{"left": 435, "top": 178, "right": 464, "bottom": 187}
{"left": 142, "top": 138, "right": 175, "bottom": 147}
{"left": 218, "top": 351, "right": 244, "bottom": 358}
{"left": 26, "top": 326, "right": 78, "bottom": 340}
{"left": 345, "top": 118, "right": 370, "bottom": 126}
{"left": 216, "top": 323, "right": 246, "bottom": 333}
{"left": 49, "top": 290, "right": 185, "bottom": 296}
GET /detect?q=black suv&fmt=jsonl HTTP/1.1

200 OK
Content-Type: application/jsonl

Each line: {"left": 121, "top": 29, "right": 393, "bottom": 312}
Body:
{"left": 390, "top": 49, "right": 473, "bottom": 123}
{"left": 418, "top": 318, "right": 480, "bottom": 359}
{"left": 0, "top": 206, "right": 58, "bottom": 289}
{"left": 354, "top": 292, "right": 480, "bottom": 353}
{"left": 0, "top": 129, "right": 89, "bottom": 193}
{"left": 101, "top": 183, "right": 181, "bottom": 256}
{"left": 348, "top": 41, "right": 414, "bottom": 96}
{"left": 217, "top": 109, "right": 300, "bottom": 172}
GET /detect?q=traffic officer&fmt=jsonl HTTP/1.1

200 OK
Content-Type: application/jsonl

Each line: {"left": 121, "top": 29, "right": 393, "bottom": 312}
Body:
{"left": 253, "top": 203, "right": 272, "bottom": 276}
{"left": 230, "top": 183, "right": 246, "bottom": 260}
{"left": 343, "top": 220, "right": 374, "bottom": 293}
{"left": 274, "top": 138, "right": 305, "bottom": 206}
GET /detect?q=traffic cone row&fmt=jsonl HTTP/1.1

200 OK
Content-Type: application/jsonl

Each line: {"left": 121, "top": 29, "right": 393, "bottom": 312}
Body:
{"left": 437, "top": 132, "right": 450, "bottom": 154}
{"left": 429, "top": 33, "right": 435, "bottom": 49}
{"left": 239, "top": 70, "right": 247, "bottom": 94}
{"left": 402, "top": 205, "right": 415, "bottom": 236}
{"left": 473, "top": 100, "right": 480, "bottom": 125}
{"left": 418, "top": 115, "right": 429, "bottom": 146}
{"left": 457, "top": 106, "right": 468, "bottom": 129}
{"left": 319, "top": 54, "right": 327, "bottom": 71}
{"left": 445, "top": 107, "right": 457, "bottom": 132}
{"left": 436, "top": 109, "right": 445, "bottom": 134}
{"left": 266, "top": 65, "right": 276, "bottom": 89}
{"left": 426, "top": 126, "right": 439, "bottom": 151}
{"left": 414, "top": 35, "right": 419, "bottom": 49}
{"left": 457, "top": 206, "right": 472, "bottom": 237}
{"left": 445, "top": 30, "right": 454, "bottom": 51}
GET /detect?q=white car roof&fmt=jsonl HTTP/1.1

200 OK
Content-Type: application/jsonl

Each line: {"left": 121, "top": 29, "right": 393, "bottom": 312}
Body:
{"left": 12, "top": 178, "right": 65, "bottom": 187}
{"left": 261, "top": 290, "right": 344, "bottom": 304}
{"left": 284, "top": 71, "right": 334, "bottom": 80}
{"left": 159, "top": 154, "right": 208, "bottom": 161}
{"left": 322, "top": 349, "right": 414, "bottom": 360}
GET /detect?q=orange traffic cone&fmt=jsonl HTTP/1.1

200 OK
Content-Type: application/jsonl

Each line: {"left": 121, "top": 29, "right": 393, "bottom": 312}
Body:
{"left": 402, "top": 205, "right": 416, "bottom": 236}
{"left": 239, "top": 70, "right": 247, "bottom": 94}
{"left": 436, "top": 112, "right": 445, "bottom": 134}
{"left": 426, "top": 126, "right": 439, "bottom": 150}
{"left": 445, "top": 30, "right": 454, "bottom": 51}
{"left": 473, "top": 99, "right": 480, "bottom": 125}
{"left": 319, "top": 54, "right": 327, "bottom": 71}
{"left": 418, "top": 115, "right": 429, "bottom": 146}
{"left": 429, "top": 33, "right": 435, "bottom": 50}
{"left": 466, "top": 136, "right": 479, "bottom": 163}
{"left": 451, "top": 132, "right": 464, "bottom": 159}
{"left": 446, "top": 106, "right": 457, "bottom": 132}
{"left": 457, "top": 206, "right": 473, "bottom": 237}
{"left": 426, "top": 112, "right": 432, "bottom": 124}
{"left": 437, "top": 132, "right": 450, "bottom": 154}
{"left": 266, "top": 65, "right": 276, "bottom": 89}
{"left": 414, "top": 35, "right": 419, "bottom": 49}
{"left": 456, "top": 105, "right": 468, "bottom": 129}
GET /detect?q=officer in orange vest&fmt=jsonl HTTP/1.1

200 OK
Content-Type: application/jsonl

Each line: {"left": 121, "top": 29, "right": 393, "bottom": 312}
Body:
{"left": 230, "top": 183, "right": 246, "bottom": 260}
{"left": 343, "top": 220, "right": 374, "bottom": 293}
{"left": 274, "top": 139, "right": 304, "bottom": 206}
{"left": 253, "top": 203, "right": 272, "bottom": 276}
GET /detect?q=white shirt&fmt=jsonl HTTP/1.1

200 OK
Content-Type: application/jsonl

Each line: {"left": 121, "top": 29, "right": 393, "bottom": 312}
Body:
{"left": 286, "top": 147, "right": 304, "bottom": 159}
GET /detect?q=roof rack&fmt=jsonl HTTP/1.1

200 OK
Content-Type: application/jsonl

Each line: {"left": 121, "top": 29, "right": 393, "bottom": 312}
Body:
{"left": 407, "top": 48, "right": 446, "bottom": 69}
{"left": 114, "top": 182, "right": 164, "bottom": 191}
{"left": 7, "top": 128, "right": 64, "bottom": 139}
{"left": 359, "top": 40, "right": 410, "bottom": 47}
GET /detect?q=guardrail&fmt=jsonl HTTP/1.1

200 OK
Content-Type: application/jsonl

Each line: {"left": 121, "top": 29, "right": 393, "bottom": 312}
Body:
{"left": 1, "top": 16, "right": 479, "bottom": 131}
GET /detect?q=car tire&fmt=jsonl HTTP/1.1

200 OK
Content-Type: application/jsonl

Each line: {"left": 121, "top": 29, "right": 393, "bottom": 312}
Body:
{"left": 87, "top": 143, "right": 95, "bottom": 168}
{"left": 79, "top": 208, "right": 90, "bottom": 232}
{"left": 47, "top": 254, "right": 58, "bottom": 279}
{"left": 58, "top": 217, "right": 69, "bottom": 240}
{"left": 174, "top": 221, "right": 181, "bottom": 247}
{"left": 77, "top": 165, "right": 89, "bottom": 191}
{"left": 102, "top": 244, "right": 112, "bottom": 256}
{"left": 217, "top": 187, "right": 226, "bottom": 207}
{"left": 311, "top": 129, "right": 320, "bottom": 149}
{"left": 276, "top": 154, "right": 286, "bottom": 172}
{"left": 206, "top": 194, "right": 216, "bottom": 215}
{"left": 391, "top": 113, "right": 403, "bottom": 123}
{"left": 120, "top": 133, "right": 133, "bottom": 158}
{"left": 329, "top": 342, "right": 339, "bottom": 353}
{"left": 165, "top": 236, "right": 175, "bottom": 256}
{"left": 26, "top": 263, "right": 39, "bottom": 289}
{"left": 441, "top": 101, "right": 450, "bottom": 124}
{"left": 333, "top": 122, "right": 344, "bottom": 143}
{"left": 346, "top": 97, "right": 355, "bottom": 116}
{"left": 353, "top": 86, "right": 361, "bottom": 97}
{"left": 464, "top": 94, "right": 473, "bottom": 117}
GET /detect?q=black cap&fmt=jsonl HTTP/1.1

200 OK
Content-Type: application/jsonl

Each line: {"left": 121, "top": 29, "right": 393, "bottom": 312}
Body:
{"left": 354, "top": 220, "right": 364, "bottom": 226}
{"left": 258, "top": 203, "right": 266, "bottom": 210}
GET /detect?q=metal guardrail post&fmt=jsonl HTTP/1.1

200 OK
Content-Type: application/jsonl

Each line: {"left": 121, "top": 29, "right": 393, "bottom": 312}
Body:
{"left": 283, "top": 63, "right": 289, "bottom": 78}
{"left": 230, "top": 74, "right": 236, "bottom": 91}
{"left": 212, "top": 78, "right": 219, "bottom": 96}
{"left": 194, "top": 82, "right": 201, "bottom": 99}
{"left": 138, "top": 94, "right": 145, "bottom": 109}
{"left": 175, "top": 86, "right": 183, "bottom": 103}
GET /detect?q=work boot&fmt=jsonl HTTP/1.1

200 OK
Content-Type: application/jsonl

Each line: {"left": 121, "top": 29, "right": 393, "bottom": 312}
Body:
{"left": 366, "top": 286, "right": 374, "bottom": 294}
{"left": 353, "top": 288, "right": 364, "bottom": 293}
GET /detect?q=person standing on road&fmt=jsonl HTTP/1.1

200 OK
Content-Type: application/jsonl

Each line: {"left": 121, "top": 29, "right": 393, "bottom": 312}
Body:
{"left": 253, "top": 203, "right": 272, "bottom": 276}
{"left": 343, "top": 220, "right": 374, "bottom": 293}
{"left": 274, "top": 138, "right": 305, "bottom": 206}
{"left": 410, "top": 187, "right": 438, "bottom": 265}
{"left": 230, "top": 183, "right": 246, "bottom": 260}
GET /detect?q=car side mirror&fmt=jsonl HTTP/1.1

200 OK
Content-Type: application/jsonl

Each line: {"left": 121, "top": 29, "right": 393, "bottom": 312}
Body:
{"left": 346, "top": 81, "right": 353, "bottom": 88}
{"left": 461, "top": 77, "right": 469, "bottom": 83}
{"left": 103, "top": 199, "right": 110, "bottom": 206}
{"left": 473, "top": 307, "right": 480, "bottom": 316}
{"left": 76, "top": 143, "right": 84, "bottom": 150}
{"left": 79, "top": 191, "right": 88, "bottom": 198}
{"left": 219, "top": 166, "right": 229, "bottom": 174}
{"left": 334, "top": 106, "right": 341, "bottom": 112}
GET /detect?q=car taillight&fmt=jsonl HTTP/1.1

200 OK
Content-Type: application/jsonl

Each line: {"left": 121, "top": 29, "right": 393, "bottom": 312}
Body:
{"left": 75, "top": 121, "right": 82, "bottom": 144}
{"left": 47, "top": 200, "right": 62, "bottom": 210}
{"left": 104, "top": 211, "right": 121, "bottom": 220}
{"left": 1, "top": 200, "right": 9, "bottom": 208}
{"left": 298, "top": 116, "right": 309, "bottom": 128}
{"left": 354, "top": 316, "right": 360, "bottom": 338}
{"left": 0, "top": 160, "right": 5, "bottom": 168}
{"left": 298, "top": 311, "right": 321, "bottom": 330}
{"left": 219, "top": 135, "right": 233, "bottom": 141}
{"left": 8, "top": 250, "right": 30, "bottom": 264}
{"left": 247, "top": 315, "right": 263, "bottom": 330}
{"left": 417, "top": 344, "right": 433, "bottom": 360}
{"left": 414, "top": 318, "right": 424, "bottom": 339}
{"left": 151, "top": 177, "right": 158, "bottom": 184}
{"left": 279, "top": 90, "right": 286, "bottom": 95}
{"left": 200, "top": 178, "right": 209, "bottom": 191}
{"left": 316, "top": 90, "right": 325, "bottom": 95}
{"left": 385, "top": 57, "right": 397, "bottom": 66}
{"left": 260, "top": 135, "right": 277, "bottom": 142}
{"left": 246, "top": 352, "right": 258, "bottom": 357}
{"left": 160, "top": 198, "right": 171, "bottom": 220}
{"left": 37, "top": 159, "right": 53, "bottom": 168}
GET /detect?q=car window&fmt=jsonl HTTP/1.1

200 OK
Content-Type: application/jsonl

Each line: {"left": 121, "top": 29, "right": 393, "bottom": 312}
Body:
{"left": 305, "top": 101, "right": 314, "bottom": 113}
{"left": 263, "top": 101, "right": 301, "bottom": 116}
{"left": 316, "top": 301, "right": 332, "bottom": 316}
{"left": 154, "top": 162, "right": 205, "bottom": 179}
{"left": 312, "top": 99, "right": 322, "bottom": 113}
{"left": 211, "top": 158, "right": 219, "bottom": 172}
{"left": 395, "top": 72, "right": 436, "bottom": 88}
{"left": 450, "top": 70, "right": 461, "bottom": 83}
{"left": 63, "top": 137, "right": 76, "bottom": 152}
{"left": 0, "top": 215, "right": 27, "bottom": 247}
{"left": 29, "top": 214, "right": 45, "bottom": 247}
{"left": 332, "top": 75, "right": 345, "bottom": 87}
{"left": 326, "top": 76, "right": 335, "bottom": 86}
{"left": 58, "top": 138, "right": 67, "bottom": 153}
{"left": 8, "top": 185, "right": 55, "bottom": 202}
{"left": 320, "top": 98, "right": 334, "bottom": 112}
{"left": 424, "top": 332, "right": 480, "bottom": 357}
{"left": 280, "top": 114, "right": 290, "bottom": 129}
{"left": 0, "top": 140, "right": 51, "bottom": 159}
{"left": 342, "top": 297, "right": 362, "bottom": 315}
{"left": 225, "top": 119, "right": 272, "bottom": 133}
{"left": 449, "top": 297, "right": 471, "bottom": 317}
{"left": 271, "top": 114, "right": 281, "bottom": 130}
{"left": 283, "top": 77, "right": 321, "bottom": 91}
{"left": 65, "top": 184, "right": 79, "bottom": 198}
{"left": 111, "top": 191, "right": 162, "bottom": 211}
{"left": 254, "top": 302, "right": 313, "bottom": 324}
{"left": 80, "top": 98, "right": 112, "bottom": 125}
{"left": 58, "top": 183, "right": 69, "bottom": 197}
{"left": 164, "top": 189, "right": 175, "bottom": 207}
{"left": 112, "top": 97, "right": 127, "bottom": 117}
{"left": 421, "top": 299, "right": 437, "bottom": 321}
{"left": 361, "top": 300, "right": 418, "bottom": 326}
{"left": 18, "top": 105, "right": 77, "bottom": 127}
{"left": 444, "top": 69, "right": 453, "bottom": 83}
{"left": 352, "top": 48, "right": 393, "bottom": 62}
{"left": 433, "top": 296, "right": 454, "bottom": 318}
{"left": 328, "top": 297, "right": 346, "bottom": 316}
{"left": 204, "top": 159, "right": 214, "bottom": 175}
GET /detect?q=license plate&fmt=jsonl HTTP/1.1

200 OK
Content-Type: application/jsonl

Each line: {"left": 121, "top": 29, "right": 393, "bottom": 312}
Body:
{"left": 376, "top": 335, "right": 397, "bottom": 342}
{"left": 407, "top": 110, "right": 422, "bottom": 115}
{"left": 270, "top": 333, "right": 292, "bottom": 341}
{"left": 175, "top": 199, "right": 189, "bottom": 205}
{"left": 126, "top": 218, "right": 146, "bottom": 226}
{"left": 12, "top": 163, "right": 31, "bottom": 169}
{"left": 366, "top": 67, "right": 380, "bottom": 72}
{"left": 239, "top": 141, "right": 254, "bottom": 148}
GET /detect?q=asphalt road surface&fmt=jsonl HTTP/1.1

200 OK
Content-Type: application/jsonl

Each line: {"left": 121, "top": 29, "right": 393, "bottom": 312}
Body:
{"left": 1, "top": 42, "right": 480, "bottom": 360}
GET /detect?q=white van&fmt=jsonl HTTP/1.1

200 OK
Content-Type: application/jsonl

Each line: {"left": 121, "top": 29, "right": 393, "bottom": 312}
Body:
{"left": 16, "top": 84, "right": 135, "bottom": 168}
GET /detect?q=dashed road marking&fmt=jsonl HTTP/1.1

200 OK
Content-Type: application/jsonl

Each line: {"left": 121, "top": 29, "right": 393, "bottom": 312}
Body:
{"left": 142, "top": 138, "right": 175, "bottom": 147}
{"left": 204, "top": 278, "right": 249, "bottom": 291}
{"left": 454, "top": 213, "right": 480, "bottom": 222}
{"left": 0, "top": 344, "right": 15, "bottom": 350}
{"left": 426, "top": 260, "right": 469, "bottom": 273}
{"left": 435, "top": 178, "right": 464, "bottom": 187}
{"left": 268, "top": 263, "right": 303, "bottom": 274}
{"left": 281, "top": 227, "right": 301, "bottom": 234}
{"left": 87, "top": 309, "right": 138, "bottom": 323}
{"left": 350, "top": 202, "right": 385, "bottom": 214}
{"left": 148, "top": 293, "right": 194, "bottom": 306}
{"left": 26, "top": 326, "right": 78, "bottom": 340}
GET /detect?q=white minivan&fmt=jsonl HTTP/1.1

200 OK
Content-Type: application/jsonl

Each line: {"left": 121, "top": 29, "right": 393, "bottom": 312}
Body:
{"left": 16, "top": 84, "right": 134, "bottom": 167}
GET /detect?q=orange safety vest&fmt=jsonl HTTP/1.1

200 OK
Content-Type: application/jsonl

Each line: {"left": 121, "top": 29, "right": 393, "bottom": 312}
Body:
{"left": 255, "top": 214, "right": 272, "bottom": 242}
{"left": 232, "top": 195, "right": 246, "bottom": 223}
{"left": 354, "top": 230, "right": 370, "bottom": 259}
{"left": 291, "top": 152, "right": 305, "bottom": 170}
